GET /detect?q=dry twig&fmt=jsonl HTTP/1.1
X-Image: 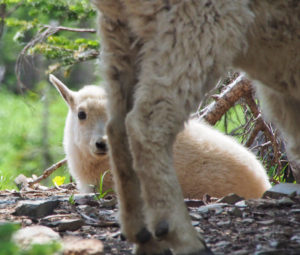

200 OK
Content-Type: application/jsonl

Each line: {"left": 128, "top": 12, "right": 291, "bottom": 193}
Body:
{"left": 28, "top": 158, "right": 67, "bottom": 187}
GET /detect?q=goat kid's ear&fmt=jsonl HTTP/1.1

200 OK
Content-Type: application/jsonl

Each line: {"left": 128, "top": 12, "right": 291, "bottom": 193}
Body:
{"left": 49, "top": 74, "right": 75, "bottom": 108}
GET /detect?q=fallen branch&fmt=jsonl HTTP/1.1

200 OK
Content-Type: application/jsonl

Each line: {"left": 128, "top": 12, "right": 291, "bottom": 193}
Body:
{"left": 199, "top": 75, "right": 252, "bottom": 125}
{"left": 28, "top": 158, "right": 67, "bottom": 187}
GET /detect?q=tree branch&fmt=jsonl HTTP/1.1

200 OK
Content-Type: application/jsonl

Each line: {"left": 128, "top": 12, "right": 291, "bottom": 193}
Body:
{"left": 43, "top": 25, "right": 96, "bottom": 33}
{"left": 28, "top": 158, "right": 67, "bottom": 187}
{"left": 200, "top": 75, "right": 252, "bottom": 125}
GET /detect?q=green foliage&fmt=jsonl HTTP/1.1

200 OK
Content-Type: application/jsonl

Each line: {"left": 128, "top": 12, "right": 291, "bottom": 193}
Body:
{"left": 95, "top": 170, "right": 114, "bottom": 200}
{"left": 0, "top": 87, "right": 69, "bottom": 189}
{"left": 68, "top": 193, "right": 75, "bottom": 205}
{"left": 215, "top": 104, "right": 246, "bottom": 143}
{"left": 0, "top": 223, "right": 61, "bottom": 255}
{"left": 0, "top": 0, "right": 98, "bottom": 89}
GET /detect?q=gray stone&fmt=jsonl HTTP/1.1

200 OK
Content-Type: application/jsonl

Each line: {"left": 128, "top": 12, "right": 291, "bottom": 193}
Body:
{"left": 235, "top": 200, "right": 248, "bottom": 208}
{"left": 263, "top": 183, "right": 300, "bottom": 199}
{"left": 242, "top": 218, "right": 254, "bottom": 224}
{"left": 47, "top": 218, "right": 84, "bottom": 232}
{"left": 198, "top": 203, "right": 227, "bottom": 214}
{"left": 12, "top": 226, "right": 61, "bottom": 250}
{"left": 189, "top": 212, "right": 202, "bottom": 221}
{"left": 14, "top": 174, "right": 29, "bottom": 190}
{"left": 228, "top": 207, "right": 243, "bottom": 217}
{"left": 217, "top": 193, "right": 244, "bottom": 204}
{"left": 13, "top": 200, "right": 59, "bottom": 218}
{"left": 216, "top": 220, "right": 231, "bottom": 227}
{"left": 277, "top": 197, "right": 295, "bottom": 206}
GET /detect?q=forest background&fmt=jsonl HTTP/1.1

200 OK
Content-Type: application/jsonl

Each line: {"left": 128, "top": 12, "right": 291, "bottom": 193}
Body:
{"left": 0, "top": 0, "right": 295, "bottom": 190}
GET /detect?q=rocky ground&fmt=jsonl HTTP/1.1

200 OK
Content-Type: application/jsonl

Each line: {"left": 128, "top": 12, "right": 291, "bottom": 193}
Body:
{"left": 1, "top": 183, "right": 300, "bottom": 255}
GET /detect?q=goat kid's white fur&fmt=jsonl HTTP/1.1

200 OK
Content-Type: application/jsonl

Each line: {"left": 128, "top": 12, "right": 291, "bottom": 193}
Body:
{"left": 49, "top": 75, "right": 109, "bottom": 193}
{"left": 96, "top": 0, "right": 299, "bottom": 254}
{"left": 49, "top": 74, "right": 271, "bottom": 200}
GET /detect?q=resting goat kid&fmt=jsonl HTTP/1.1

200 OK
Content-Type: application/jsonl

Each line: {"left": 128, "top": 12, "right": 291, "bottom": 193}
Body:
{"left": 49, "top": 74, "right": 270, "bottom": 198}
{"left": 93, "top": 0, "right": 300, "bottom": 254}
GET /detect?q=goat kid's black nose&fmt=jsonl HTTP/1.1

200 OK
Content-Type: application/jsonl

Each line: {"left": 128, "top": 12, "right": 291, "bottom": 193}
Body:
{"left": 96, "top": 141, "right": 107, "bottom": 151}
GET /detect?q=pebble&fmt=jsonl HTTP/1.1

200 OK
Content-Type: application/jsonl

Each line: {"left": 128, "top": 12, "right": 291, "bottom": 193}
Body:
{"left": 277, "top": 197, "right": 295, "bottom": 206}
{"left": 217, "top": 193, "right": 244, "bottom": 205}
{"left": 228, "top": 207, "right": 243, "bottom": 217}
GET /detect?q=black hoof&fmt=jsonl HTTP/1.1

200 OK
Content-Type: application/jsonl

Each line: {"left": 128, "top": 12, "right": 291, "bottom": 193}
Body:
{"left": 120, "top": 233, "right": 126, "bottom": 241}
{"left": 179, "top": 247, "right": 214, "bottom": 255}
{"left": 136, "top": 227, "right": 152, "bottom": 244}
{"left": 155, "top": 220, "right": 169, "bottom": 239}
{"left": 162, "top": 249, "right": 173, "bottom": 255}
{"left": 136, "top": 249, "right": 173, "bottom": 255}
{"left": 196, "top": 247, "right": 214, "bottom": 255}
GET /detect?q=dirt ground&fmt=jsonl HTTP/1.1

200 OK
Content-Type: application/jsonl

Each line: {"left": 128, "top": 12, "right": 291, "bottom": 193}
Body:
{"left": 1, "top": 183, "right": 300, "bottom": 255}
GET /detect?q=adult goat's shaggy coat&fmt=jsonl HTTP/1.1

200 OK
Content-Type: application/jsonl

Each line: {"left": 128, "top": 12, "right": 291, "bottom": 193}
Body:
{"left": 49, "top": 75, "right": 270, "bottom": 198}
{"left": 93, "top": 1, "right": 300, "bottom": 254}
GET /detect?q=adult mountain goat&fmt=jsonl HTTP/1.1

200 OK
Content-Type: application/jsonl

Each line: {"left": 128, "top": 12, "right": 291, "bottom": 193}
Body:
{"left": 49, "top": 74, "right": 270, "bottom": 199}
{"left": 93, "top": 1, "right": 300, "bottom": 254}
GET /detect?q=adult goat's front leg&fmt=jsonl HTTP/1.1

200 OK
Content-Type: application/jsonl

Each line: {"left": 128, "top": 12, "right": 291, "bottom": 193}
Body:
{"left": 126, "top": 88, "right": 213, "bottom": 255}
{"left": 97, "top": 5, "right": 170, "bottom": 255}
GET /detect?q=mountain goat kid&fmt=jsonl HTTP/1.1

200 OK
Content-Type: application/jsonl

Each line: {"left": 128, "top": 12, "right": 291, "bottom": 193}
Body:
{"left": 93, "top": 0, "right": 300, "bottom": 254}
{"left": 49, "top": 74, "right": 270, "bottom": 199}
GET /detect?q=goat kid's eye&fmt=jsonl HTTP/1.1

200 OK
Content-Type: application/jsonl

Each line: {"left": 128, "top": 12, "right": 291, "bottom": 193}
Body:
{"left": 78, "top": 111, "right": 87, "bottom": 120}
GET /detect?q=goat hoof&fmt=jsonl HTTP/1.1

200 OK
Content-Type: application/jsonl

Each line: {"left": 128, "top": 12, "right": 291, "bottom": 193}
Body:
{"left": 162, "top": 249, "right": 173, "bottom": 255}
{"left": 120, "top": 233, "right": 126, "bottom": 241}
{"left": 179, "top": 247, "right": 214, "bottom": 255}
{"left": 155, "top": 220, "right": 169, "bottom": 239}
{"left": 135, "top": 249, "right": 173, "bottom": 255}
{"left": 136, "top": 227, "right": 152, "bottom": 244}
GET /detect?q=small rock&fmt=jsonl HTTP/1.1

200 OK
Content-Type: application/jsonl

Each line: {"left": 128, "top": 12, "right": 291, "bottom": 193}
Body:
{"left": 257, "top": 219, "right": 275, "bottom": 225}
{"left": 189, "top": 212, "right": 202, "bottom": 221}
{"left": 215, "top": 241, "right": 231, "bottom": 248}
{"left": 277, "top": 197, "right": 294, "bottom": 206}
{"left": 198, "top": 203, "right": 227, "bottom": 214}
{"left": 263, "top": 183, "right": 300, "bottom": 199}
{"left": 235, "top": 200, "right": 248, "bottom": 208}
{"left": 23, "top": 219, "right": 32, "bottom": 226}
{"left": 216, "top": 220, "right": 231, "bottom": 227}
{"left": 63, "top": 236, "right": 103, "bottom": 255}
{"left": 14, "top": 174, "right": 29, "bottom": 190}
{"left": 12, "top": 226, "right": 61, "bottom": 250}
{"left": 13, "top": 200, "right": 60, "bottom": 218}
{"left": 217, "top": 193, "right": 244, "bottom": 205}
{"left": 291, "top": 234, "right": 300, "bottom": 244}
{"left": 242, "top": 218, "right": 255, "bottom": 224}
{"left": 46, "top": 218, "right": 84, "bottom": 232}
{"left": 74, "top": 194, "right": 99, "bottom": 206}
{"left": 191, "top": 221, "right": 199, "bottom": 226}
{"left": 184, "top": 199, "right": 204, "bottom": 208}
{"left": 228, "top": 207, "right": 243, "bottom": 217}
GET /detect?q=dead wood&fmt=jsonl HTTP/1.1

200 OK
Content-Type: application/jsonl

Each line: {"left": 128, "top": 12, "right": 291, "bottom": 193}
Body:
{"left": 28, "top": 158, "right": 67, "bottom": 187}
{"left": 200, "top": 75, "right": 252, "bottom": 125}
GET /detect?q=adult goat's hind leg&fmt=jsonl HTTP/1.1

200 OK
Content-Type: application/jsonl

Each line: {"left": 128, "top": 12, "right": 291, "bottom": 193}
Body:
{"left": 255, "top": 84, "right": 300, "bottom": 182}
{"left": 97, "top": 3, "right": 170, "bottom": 254}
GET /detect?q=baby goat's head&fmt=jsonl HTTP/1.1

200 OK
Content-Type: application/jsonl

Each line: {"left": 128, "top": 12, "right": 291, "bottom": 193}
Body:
{"left": 49, "top": 74, "right": 108, "bottom": 157}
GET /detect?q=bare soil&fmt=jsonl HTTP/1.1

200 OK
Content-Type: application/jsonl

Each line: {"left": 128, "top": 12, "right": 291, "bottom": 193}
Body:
{"left": 1, "top": 183, "right": 300, "bottom": 255}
